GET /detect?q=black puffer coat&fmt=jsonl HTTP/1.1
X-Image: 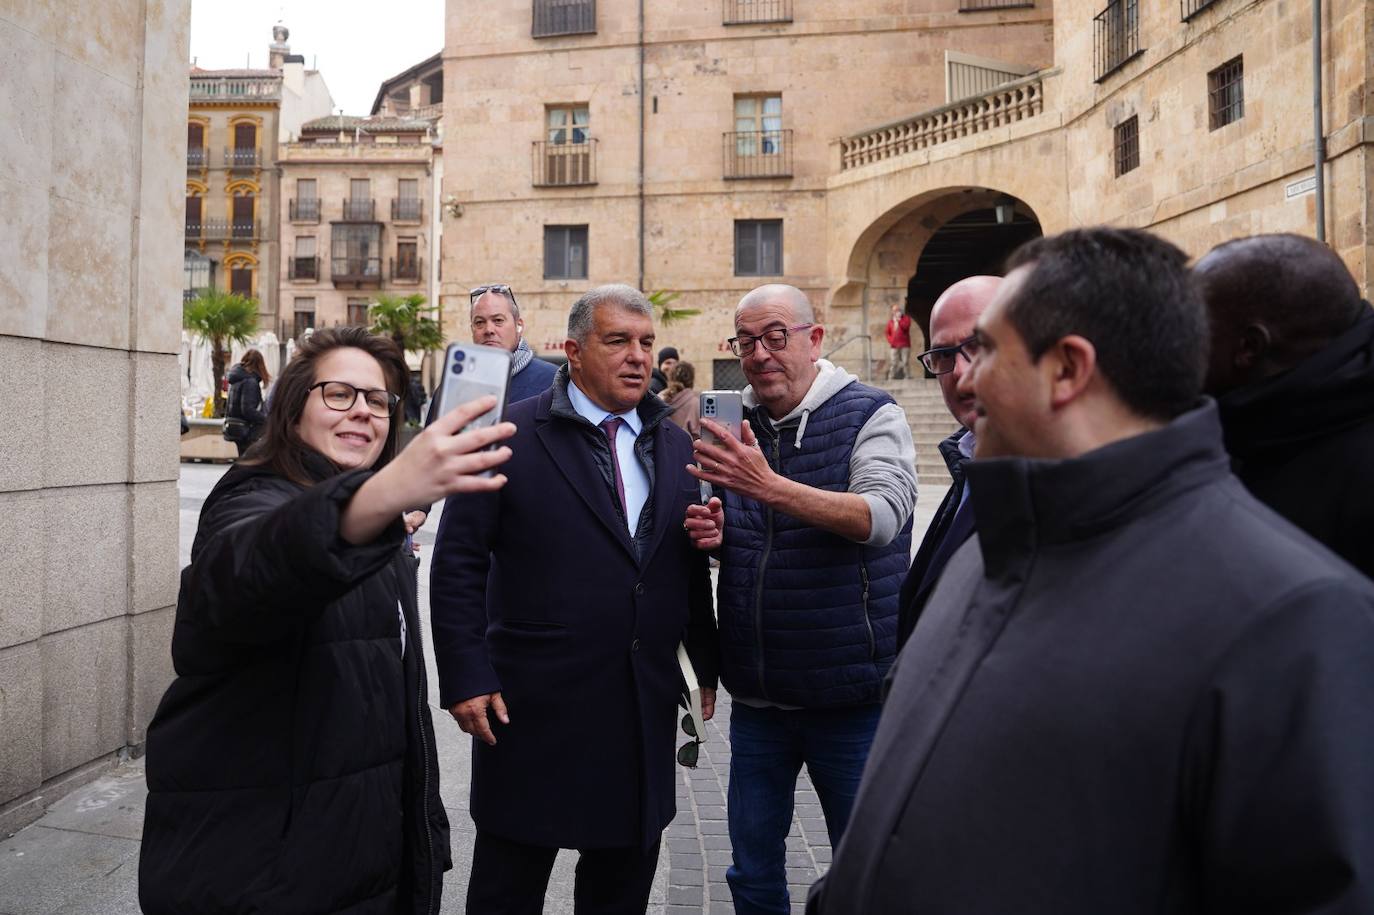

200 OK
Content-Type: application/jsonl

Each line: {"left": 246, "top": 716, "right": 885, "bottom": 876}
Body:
{"left": 140, "top": 457, "right": 450, "bottom": 914}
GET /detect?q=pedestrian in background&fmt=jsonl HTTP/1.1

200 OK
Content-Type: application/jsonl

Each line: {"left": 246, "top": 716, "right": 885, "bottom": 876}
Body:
{"left": 1196, "top": 233, "right": 1374, "bottom": 579}
{"left": 885, "top": 303, "right": 912, "bottom": 380}
{"left": 649, "top": 345, "right": 679, "bottom": 395}
{"left": 140, "top": 326, "right": 516, "bottom": 915}
{"left": 224, "top": 348, "right": 270, "bottom": 456}
{"left": 661, "top": 360, "right": 700, "bottom": 437}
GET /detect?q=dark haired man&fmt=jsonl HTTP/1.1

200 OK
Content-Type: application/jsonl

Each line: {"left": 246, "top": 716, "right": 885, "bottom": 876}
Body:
{"left": 809, "top": 227, "right": 1374, "bottom": 914}
{"left": 1196, "top": 233, "right": 1374, "bottom": 578}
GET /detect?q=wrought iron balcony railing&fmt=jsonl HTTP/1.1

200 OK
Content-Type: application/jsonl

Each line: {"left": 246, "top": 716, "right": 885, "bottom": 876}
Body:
{"left": 288, "top": 256, "right": 319, "bottom": 280}
{"left": 723, "top": 130, "right": 793, "bottom": 179}
{"left": 340, "top": 198, "right": 377, "bottom": 221}
{"left": 532, "top": 140, "right": 597, "bottom": 187}
{"left": 391, "top": 198, "right": 424, "bottom": 221}
{"left": 723, "top": 0, "right": 792, "bottom": 25}
{"left": 391, "top": 256, "right": 423, "bottom": 282}
{"left": 1181, "top": 0, "right": 1219, "bottom": 18}
{"left": 184, "top": 220, "right": 259, "bottom": 241}
{"left": 959, "top": 0, "right": 1035, "bottom": 9}
{"left": 533, "top": 0, "right": 595, "bottom": 37}
{"left": 1093, "top": 0, "right": 1142, "bottom": 82}
{"left": 290, "top": 198, "right": 321, "bottom": 222}
{"left": 187, "top": 147, "right": 208, "bottom": 168}
{"left": 224, "top": 146, "right": 262, "bottom": 168}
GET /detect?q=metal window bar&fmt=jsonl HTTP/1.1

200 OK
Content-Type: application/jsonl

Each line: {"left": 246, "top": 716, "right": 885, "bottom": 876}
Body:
{"left": 288, "top": 256, "right": 319, "bottom": 280}
{"left": 331, "top": 257, "right": 382, "bottom": 281}
{"left": 1113, "top": 116, "right": 1139, "bottom": 177}
{"left": 532, "top": 140, "right": 598, "bottom": 186}
{"left": 1093, "top": 0, "right": 1140, "bottom": 82}
{"left": 723, "top": 0, "right": 792, "bottom": 24}
{"left": 959, "top": 0, "right": 1035, "bottom": 10}
{"left": 290, "top": 198, "right": 321, "bottom": 222}
{"left": 186, "top": 147, "right": 207, "bottom": 167}
{"left": 186, "top": 219, "right": 257, "bottom": 241}
{"left": 532, "top": 0, "right": 596, "bottom": 37}
{"left": 224, "top": 147, "right": 261, "bottom": 168}
{"left": 341, "top": 198, "right": 376, "bottom": 221}
{"left": 1180, "top": 0, "right": 1219, "bottom": 19}
{"left": 391, "top": 198, "right": 424, "bottom": 221}
{"left": 723, "top": 130, "right": 793, "bottom": 179}
{"left": 1208, "top": 56, "right": 1244, "bottom": 130}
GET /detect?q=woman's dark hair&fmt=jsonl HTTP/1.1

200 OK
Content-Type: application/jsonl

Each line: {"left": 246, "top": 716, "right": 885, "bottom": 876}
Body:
{"left": 241, "top": 326, "right": 408, "bottom": 485}
{"left": 238, "top": 348, "right": 271, "bottom": 385}
{"left": 664, "top": 360, "right": 696, "bottom": 398}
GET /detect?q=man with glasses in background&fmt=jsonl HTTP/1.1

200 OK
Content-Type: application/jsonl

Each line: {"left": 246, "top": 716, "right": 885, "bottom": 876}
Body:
{"left": 470, "top": 283, "right": 557, "bottom": 404}
{"left": 895, "top": 275, "right": 1001, "bottom": 648}
{"left": 685, "top": 284, "right": 917, "bottom": 915}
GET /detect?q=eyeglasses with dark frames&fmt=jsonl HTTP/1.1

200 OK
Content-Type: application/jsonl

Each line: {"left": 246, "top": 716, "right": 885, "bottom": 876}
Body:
{"left": 308, "top": 381, "right": 400, "bottom": 418}
{"left": 469, "top": 284, "right": 518, "bottom": 309}
{"left": 727, "top": 323, "right": 813, "bottom": 358}
{"left": 677, "top": 712, "right": 702, "bottom": 768}
{"left": 916, "top": 334, "right": 982, "bottom": 376}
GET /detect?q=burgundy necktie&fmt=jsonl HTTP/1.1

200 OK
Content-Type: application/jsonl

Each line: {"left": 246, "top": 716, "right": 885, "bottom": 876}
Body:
{"left": 598, "top": 416, "right": 628, "bottom": 516}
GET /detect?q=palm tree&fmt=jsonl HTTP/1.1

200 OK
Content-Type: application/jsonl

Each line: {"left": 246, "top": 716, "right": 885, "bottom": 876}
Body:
{"left": 183, "top": 289, "right": 259, "bottom": 417}
{"left": 368, "top": 293, "right": 444, "bottom": 355}
{"left": 648, "top": 289, "right": 700, "bottom": 326}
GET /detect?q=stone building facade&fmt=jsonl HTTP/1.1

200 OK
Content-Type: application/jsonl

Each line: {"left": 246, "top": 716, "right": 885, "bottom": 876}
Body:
{"left": 439, "top": 0, "right": 1053, "bottom": 382}
{"left": 0, "top": 0, "right": 189, "bottom": 832}
{"left": 442, "top": 0, "right": 1366, "bottom": 380}
{"left": 277, "top": 115, "right": 440, "bottom": 336}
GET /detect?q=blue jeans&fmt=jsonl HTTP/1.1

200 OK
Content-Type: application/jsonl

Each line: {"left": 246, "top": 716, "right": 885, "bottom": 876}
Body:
{"left": 725, "top": 702, "right": 882, "bottom": 915}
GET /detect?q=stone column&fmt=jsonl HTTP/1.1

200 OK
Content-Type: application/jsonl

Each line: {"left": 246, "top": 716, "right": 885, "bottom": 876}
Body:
{"left": 0, "top": 0, "right": 190, "bottom": 834}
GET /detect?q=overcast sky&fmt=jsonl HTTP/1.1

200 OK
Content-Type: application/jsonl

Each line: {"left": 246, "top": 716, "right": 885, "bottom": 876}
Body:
{"left": 189, "top": 0, "right": 444, "bottom": 114}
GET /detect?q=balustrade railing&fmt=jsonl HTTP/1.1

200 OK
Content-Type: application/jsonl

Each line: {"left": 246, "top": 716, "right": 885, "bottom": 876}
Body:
{"left": 724, "top": 130, "right": 792, "bottom": 179}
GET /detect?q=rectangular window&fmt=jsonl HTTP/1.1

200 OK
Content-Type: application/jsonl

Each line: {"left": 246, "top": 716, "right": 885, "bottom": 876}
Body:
{"left": 187, "top": 123, "right": 206, "bottom": 166}
{"left": 293, "top": 297, "right": 316, "bottom": 339}
{"left": 398, "top": 178, "right": 418, "bottom": 199}
{"left": 393, "top": 178, "right": 422, "bottom": 220}
{"left": 292, "top": 236, "right": 317, "bottom": 280}
{"left": 185, "top": 196, "right": 202, "bottom": 236}
{"left": 533, "top": 0, "right": 596, "bottom": 38}
{"left": 539, "top": 105, "right": 595, "bottom": 185}
{"left": 347, "top": 298, "right": 370, "bottom": 326}
{"left": 230, "top": 266, "right": 253, "bottom": 297}
{"left": 231, "top": 123, "right": 257, "bottom": 166}
{"left": 350, "top": 178, "right": 370, "bottom": 199}
{"left": 1113, "top": 115, "right": 1139, "bottom": 177}
{"left": 544, "top": 225, "right": 588, "bottom": 280}
{"left": 724, "top": 0, "right": 793, "bottom": 24}
{"left": 734, "top": 220, "right": 783, "bottom": 277}
{"left": 297, "top": 178, "right": 316, "bottom": 199}
{"left": 547, "top": 105, "right": 590, "bottom": 145}
{"left": 395, "top": 239, "right": 419, "bottom": 280}
{"left": 1208, "top": 56, "right": 1244, "bottom": 130}
{"left": 332, "top": 224, "right": 382, "bottom": 278}
{"left": 734, "top": 95, "right": 783, "bottom": 150}
{"left": 232, "top": 195, "right": 254, "bottom": 238}
{"left": 1093, "top": 0, "right": 1140, "bottom": 82}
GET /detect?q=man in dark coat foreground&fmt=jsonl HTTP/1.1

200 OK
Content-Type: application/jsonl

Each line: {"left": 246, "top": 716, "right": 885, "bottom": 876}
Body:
{"left": 431, "top": 285, "right": 718, "bottom": 913}
{"left": 1196, "top": 233, "right": 1374, "bottom": 579}
{"left": 810, "top": 228, "right": 1374, "bottom": 914}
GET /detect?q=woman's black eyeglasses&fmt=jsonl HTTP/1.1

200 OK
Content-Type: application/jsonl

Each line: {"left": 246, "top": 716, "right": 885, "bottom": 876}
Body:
{"left": 727, "top": 323, "right": 813, "bottom": 357}
{"left": 677, "top": 713, "right": 702, "bottom": 768}
{"left": 470, "top": 284, "right": 518, "bottom": 308}
{"left": 309, "top": 381, "right": 399, "bottom": 418}
{"left": 916, "top": 335, "right": 982, "bottom": 375}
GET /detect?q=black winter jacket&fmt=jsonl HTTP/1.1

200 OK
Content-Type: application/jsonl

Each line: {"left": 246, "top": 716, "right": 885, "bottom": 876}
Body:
{"left": 227, "top": 363, "right": 268, "bottom": 426}
{"left": 1218, "top": 307, "right": 1374, "bottom": 579}
{"left": 140, "top": 457, "right": 451, "bottom": 914}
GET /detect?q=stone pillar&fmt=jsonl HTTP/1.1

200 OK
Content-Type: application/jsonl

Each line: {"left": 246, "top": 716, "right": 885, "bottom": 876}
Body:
{"left": 0, "top": 0, "right": 190, "bottom": 834}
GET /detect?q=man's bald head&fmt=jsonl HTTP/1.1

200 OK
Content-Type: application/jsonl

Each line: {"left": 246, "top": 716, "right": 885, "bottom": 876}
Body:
{"left": 737, "top": 284, "right": 815, "bottom": 324}
{"left": 1196, "top": 234, "right": 1364, "bottom": 394}
{"left": 928, "top": 275, "right": 1001, "bottom": 430}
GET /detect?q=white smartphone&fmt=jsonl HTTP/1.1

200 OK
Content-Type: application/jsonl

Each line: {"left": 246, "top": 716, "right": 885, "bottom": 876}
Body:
{"left": 699, "top": 390, "right": 743, "bottom": 445}
{"left": 432, "top": 343, "right": 512, "bottom": 475}
{"left": 697, "top": 390, "right": 744, "bottom": 503}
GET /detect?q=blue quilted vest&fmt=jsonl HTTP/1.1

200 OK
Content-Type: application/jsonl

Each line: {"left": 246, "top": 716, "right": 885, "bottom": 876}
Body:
{"left": 717, "top": 381, "right": 912, "bottom": 708}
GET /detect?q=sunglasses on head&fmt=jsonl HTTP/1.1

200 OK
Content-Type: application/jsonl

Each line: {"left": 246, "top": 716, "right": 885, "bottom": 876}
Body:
{"left": 469, "top": 283, "right": 517, "bottom": 308}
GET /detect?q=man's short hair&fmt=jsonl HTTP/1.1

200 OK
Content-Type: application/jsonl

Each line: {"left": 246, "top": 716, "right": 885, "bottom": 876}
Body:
{"left": 1002, "top": 227, "right": 1207, "bottom": 421}
{"left": 567, "top": 284, "right": 654, "bottom": 344}
{"left": 1195, "top": 233, "right": 1363, "bottom": 340}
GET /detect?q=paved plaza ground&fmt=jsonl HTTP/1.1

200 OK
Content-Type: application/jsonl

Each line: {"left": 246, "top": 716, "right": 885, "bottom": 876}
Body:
{"left": 1, "top": 461, "right": 938, "bottom": 914}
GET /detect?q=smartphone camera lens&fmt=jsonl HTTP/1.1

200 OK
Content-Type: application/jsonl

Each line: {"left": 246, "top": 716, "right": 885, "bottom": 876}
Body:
{"left": 451, "top": 362, "right": 465, "bottom": 375}
{"left": 454, "top": 350, "right": 466, "bottom": 362}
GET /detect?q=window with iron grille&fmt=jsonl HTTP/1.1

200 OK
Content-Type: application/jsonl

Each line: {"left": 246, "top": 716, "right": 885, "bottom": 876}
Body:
{"left": 1093, "top": 0, "right": 1140, "bottom": 82}
{"left": 347, "top": 298, "right": 370, "bottom": 326}
{"left": 533, "top": 0, "right": 595, "bottom": 37}
{"left": 293, "top": 297, "right": 316, "bottom": 339}
{"left": 960, "top": 0, "right": 1034, "bottom": 9}
{"left": 723, "top": 0, "right": 792, "bottom": 25}
{"left": 734, "top": 220, "right": 783, "bottom": 277}
{"left": 544, "top": 225, "right": 588, "bottom": 279}
{"left": 1208, "top": 56, "right": 1244, "bottom": 130}
{"left": 1114, "top": 116, "right": 1139, "bottom": 177}
{"left": 1180, "top": 0, "right": 1218, "bottom": 20}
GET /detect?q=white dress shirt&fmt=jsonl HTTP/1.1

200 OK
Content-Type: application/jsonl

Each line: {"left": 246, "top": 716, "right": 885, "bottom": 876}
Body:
{"left": 567, "top": 379, "right": 650, "bottom": 535}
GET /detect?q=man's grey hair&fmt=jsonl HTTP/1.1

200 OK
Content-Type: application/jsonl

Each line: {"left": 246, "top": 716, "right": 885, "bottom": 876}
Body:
{"left": 567, "top": 284, "right": 654, "bottom": 343}
{"left": 736, "top": 284, "right": 816, "bottom": 324}
{"left": 473, "top": 288, "right": 520, "bottom": 322}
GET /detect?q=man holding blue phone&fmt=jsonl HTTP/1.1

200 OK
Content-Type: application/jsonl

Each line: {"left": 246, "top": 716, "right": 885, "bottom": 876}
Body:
{"left": 686, "top": 284, "right": 918, "bottom": 915}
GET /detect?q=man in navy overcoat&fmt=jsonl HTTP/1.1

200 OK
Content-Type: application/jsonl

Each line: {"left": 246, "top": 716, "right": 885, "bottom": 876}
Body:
{"left": 430, "top": 284, "right": 719, "bottom": 913}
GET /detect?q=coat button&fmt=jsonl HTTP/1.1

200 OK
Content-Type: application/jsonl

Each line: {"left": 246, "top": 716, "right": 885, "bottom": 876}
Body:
{"left": 632, "top": 639, "right": 640, "bottom": 652}
{"left": 634, "top": 582, "right": 645, "bottom": 596}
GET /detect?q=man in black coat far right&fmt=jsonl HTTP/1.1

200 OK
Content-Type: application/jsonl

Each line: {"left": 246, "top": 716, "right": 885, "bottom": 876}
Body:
{"left": 1196, "top": 232, "right": 1374, "bottom": 579}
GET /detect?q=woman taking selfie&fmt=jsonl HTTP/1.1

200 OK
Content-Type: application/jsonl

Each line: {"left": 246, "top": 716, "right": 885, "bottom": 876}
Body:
{"left": 140, "top": 327, "right": 515, "bottom": 914}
